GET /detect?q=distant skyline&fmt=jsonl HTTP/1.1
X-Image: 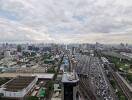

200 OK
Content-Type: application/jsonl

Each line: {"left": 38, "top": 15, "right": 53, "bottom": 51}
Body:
{"left": 0, "top": 0, "right": 132, "bottom": 44}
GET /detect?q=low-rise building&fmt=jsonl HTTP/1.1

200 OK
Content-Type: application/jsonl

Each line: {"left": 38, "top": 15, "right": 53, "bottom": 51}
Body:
{"left": 0, "top": 76, "right": 38, "bottom": 99}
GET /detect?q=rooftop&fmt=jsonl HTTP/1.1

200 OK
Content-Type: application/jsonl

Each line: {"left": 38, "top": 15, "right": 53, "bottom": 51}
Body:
{"left": 1, "top": 76, "right": 36, "bottom": 92}
{"left": 62, "top": 72, "right": 79, "bottom": 83}
{"left": 0, "top": 73, "right": 54, "bottom": 79}
{"left": 32, "top": 73, "right": 54, "bottom": 79}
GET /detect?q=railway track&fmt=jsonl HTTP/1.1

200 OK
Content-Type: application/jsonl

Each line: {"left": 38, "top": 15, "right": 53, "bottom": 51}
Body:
{"left": 79, "top": 76, "right": 96, "bottom": 100}
{"left": 111, "top": 71, "right": 132, "bottom": 100}
{"left": 107, "top": 63, "right": 132, "bottom": 100}
{"left": 75, "top": 55, "right": 116, "bottom": 100}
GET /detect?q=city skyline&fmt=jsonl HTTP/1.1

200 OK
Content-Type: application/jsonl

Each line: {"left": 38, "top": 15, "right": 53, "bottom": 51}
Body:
{"left": 0, "top": 0, "right": 132, "bottom": 44}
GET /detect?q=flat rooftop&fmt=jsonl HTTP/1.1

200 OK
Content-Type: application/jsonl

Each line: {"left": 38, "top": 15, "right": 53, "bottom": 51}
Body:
{"left": 0, "top": 73, "right": 54, "bottom": 79}
{"left": 62, "top": 72, "right": 79, "bottom": 83}
{"left": 32, "top": 73, "right": 54, "bottom": 79}
{"left": 2, "top": 76, "right": 36, "bottom": 92}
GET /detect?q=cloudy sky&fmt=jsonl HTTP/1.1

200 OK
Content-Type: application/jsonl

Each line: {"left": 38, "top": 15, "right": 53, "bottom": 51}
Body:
{"left": 0, "top": 0, "right": 132, "bottom": 44}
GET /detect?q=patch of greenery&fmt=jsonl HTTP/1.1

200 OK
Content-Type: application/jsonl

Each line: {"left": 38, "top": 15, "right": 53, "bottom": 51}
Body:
{"left": 47, "top": 67, "right": 56, "bottom": 73}
{"left": 119, "top": 95, "right": 126, "bottom": 100}
{"left": 27, "top": 96, "right": 38, "bottom": 100}
{"left": 45, "top": 81, "right": 53, "bottom": 98}
{"left": 110, "top": 79, "right": 116, "bottom": 89}
{"left": 104, "top": 55, "right": 131, "bottom": 72}
{"left": 42, "top": 53, "right": 52, "bottom": 60}
{"left": 44, "top": 59, "right": 54, "bottom": 64}
{"left": 126, "top": 74, "right": 132, "bottom": 83}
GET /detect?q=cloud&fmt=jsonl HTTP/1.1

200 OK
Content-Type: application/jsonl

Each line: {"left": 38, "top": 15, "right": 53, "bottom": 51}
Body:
{"left": 0, "top": 17, "right": 50, "bottom": 42}
{"left": 0, "top": 0, "right": 132, "bottom": 43}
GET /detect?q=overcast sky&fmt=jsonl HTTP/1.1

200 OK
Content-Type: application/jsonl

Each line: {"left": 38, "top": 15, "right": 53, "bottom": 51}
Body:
{"left": 0, "top": 0, "right": 132, "bottom": 44}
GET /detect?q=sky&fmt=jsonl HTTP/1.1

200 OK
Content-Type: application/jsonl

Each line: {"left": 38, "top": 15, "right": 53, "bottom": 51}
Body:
{"left": 0, "top": 0, "right": 132, "bottom": 44}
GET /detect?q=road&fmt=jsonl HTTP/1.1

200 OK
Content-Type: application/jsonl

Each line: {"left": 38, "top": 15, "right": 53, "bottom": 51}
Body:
{"left": 75, "top": 55, "right": 116, "bottom": 100}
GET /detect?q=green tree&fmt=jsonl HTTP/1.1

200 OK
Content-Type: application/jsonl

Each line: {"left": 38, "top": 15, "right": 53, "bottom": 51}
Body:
{"left": 120, "top": 95, "right": 126, "bottom": 100}
{"left": 110, "top": 80, "right": 116, "bottom": 88}
{"left": 127, "top": 74, "right": 132, "bottom": 83}
{"left": 45, "top": 81, "right": 53, "bottom": 98}
{"left": 27, "top": 96, "right": 38, "bottom": 100}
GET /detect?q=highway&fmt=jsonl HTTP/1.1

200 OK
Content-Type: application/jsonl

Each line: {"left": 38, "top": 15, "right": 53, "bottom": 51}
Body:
{"left": 75, "top": 55, "right": 116, "bottom": 100}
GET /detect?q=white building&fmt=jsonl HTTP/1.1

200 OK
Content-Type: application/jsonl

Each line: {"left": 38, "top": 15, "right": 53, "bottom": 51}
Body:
{"left": 0, "top": 76, "right": 38, "bottom": 99}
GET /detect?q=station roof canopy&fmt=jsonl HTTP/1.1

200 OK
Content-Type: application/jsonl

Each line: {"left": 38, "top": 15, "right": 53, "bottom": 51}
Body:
{"left": 32, "top": 73, "right": 54, "bottom": 79}
{"left": 2, "top": 76, "right": 36, "bottom": 92}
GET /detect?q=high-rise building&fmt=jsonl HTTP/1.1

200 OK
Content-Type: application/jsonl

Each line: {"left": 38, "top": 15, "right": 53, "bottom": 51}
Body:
{"left": 62, "top": 72, "right": 79, "bottom": 100}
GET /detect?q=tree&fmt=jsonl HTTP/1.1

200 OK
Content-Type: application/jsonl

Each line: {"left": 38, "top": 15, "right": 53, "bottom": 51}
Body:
{"left": 110, "top": 80, "right": 116, "bottom": 89}
{"left": 27, "top": 96, "right": 38, "bottom": 100}
{"left": 31, "top": 52, "right": 36, "bottom": 56}
{"left": 127, "top": 74, "right": 132, "bottom": 83}
{"left": 45, "top": 81, "right": 53, "bottom": 97}
{"left": 120, "top": 95, "right": 126, "bottom": 100}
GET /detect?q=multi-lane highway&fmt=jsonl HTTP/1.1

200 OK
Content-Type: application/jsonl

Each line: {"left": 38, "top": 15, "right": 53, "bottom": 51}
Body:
{"left": 75, "top": 55, "right": 116, "bottom": 100}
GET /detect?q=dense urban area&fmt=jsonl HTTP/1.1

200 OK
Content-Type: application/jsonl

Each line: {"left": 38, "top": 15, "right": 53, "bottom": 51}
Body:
{"left": 0, "top": 43, "right": 131, "bottom": 100}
